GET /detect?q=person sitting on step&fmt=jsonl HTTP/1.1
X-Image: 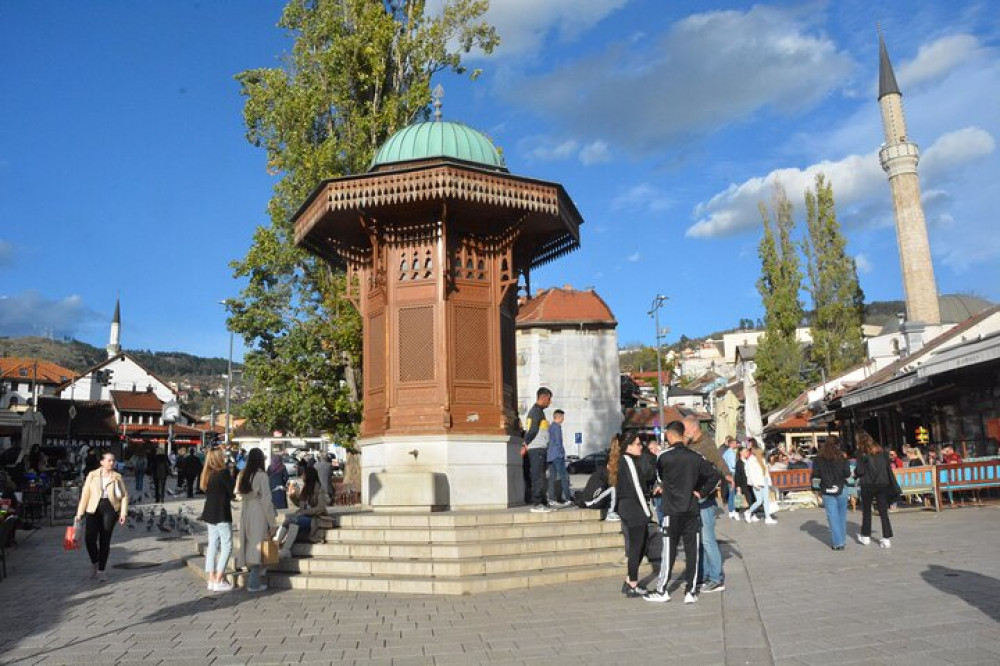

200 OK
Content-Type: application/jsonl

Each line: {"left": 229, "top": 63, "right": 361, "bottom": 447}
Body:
{"left": 275, "top": 466, "right": 327, "bottom": 559}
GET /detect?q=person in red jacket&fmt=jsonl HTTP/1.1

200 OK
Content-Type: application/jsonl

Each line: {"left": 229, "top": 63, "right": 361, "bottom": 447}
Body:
{"left": 941, "top": 446, "right": 963, "bottom": 464}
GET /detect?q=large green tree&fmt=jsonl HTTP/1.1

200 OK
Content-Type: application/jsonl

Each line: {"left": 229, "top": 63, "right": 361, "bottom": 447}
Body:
{"left": 754, "top": 182, "right": 806, "bottom": 412}
{"left": 802, "top": 173, "right": 866, "bottom": 377}
{"left": 228, "top": 0, "right": 497, "bottom": 438}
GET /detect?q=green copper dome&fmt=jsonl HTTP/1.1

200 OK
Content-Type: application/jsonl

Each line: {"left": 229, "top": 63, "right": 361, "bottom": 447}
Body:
{"left": 371, "top": 121, "right": 505, "bottom": 170}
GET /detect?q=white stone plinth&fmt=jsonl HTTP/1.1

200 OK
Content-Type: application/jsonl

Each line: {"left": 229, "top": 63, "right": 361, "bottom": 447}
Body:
{"left": 360, "top": 434, "right": 525, "bottom": 510}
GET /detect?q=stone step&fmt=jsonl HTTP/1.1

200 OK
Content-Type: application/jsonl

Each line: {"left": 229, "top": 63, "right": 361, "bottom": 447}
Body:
{"left": 265, "top": 561, "right": 624, "bottom": 595}
{"left": 294, "top": 531, "right": 623, "bottom": 559}
{"left": 185, "top": 556, "right": 251, "bottom": 589}
{"left": 335, "top": 507, "right": 604, "bottom": 529}
{"left": 318, "top": 519, "right": 619, "bottom": 544}
{"left": 272, "top": 545, "right": 623, "bottom": 577}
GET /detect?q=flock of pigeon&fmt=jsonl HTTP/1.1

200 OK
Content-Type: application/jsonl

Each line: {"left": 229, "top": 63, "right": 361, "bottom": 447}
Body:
{"left": 125, "top": 505, "right": 196, "bottom": 535}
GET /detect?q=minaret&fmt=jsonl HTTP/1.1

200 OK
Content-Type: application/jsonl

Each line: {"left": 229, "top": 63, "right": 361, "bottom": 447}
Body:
{"left": 878, "top": 30, "right": 941, "bottom": 324}
{"left": 106, "top": 297, "right": 121, "bottom": 358}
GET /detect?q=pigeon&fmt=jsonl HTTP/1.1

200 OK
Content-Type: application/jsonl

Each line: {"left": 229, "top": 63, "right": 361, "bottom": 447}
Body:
{"left": 157, "top": 523, "right": 170, "bottom": 533}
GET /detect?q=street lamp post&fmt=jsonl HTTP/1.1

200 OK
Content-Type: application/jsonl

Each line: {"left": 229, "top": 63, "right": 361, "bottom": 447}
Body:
{"left": 648, "top": 294, "right": 669, "bottom": 443}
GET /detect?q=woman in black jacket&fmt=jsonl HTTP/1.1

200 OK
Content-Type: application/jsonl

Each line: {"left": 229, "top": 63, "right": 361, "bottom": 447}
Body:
{"left": 734, "top": 446, "right": 756, "bottom": 513}
{"left": 811, "top": 437, "right": 852, "bottom": 550}
{"left": 616, "top": 434, "right": 654, "bottom": 598}
{"left": 199, "top": 448, "right": 235, "bottom": 592}
{"left": 854, "top": 432, "right": 895, "bottom": 548}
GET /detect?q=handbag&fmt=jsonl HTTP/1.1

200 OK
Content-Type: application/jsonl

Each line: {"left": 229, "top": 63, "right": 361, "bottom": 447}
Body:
{"left": 260, "top": 538, "right": 280, "bottom": 565}
{"left": 64, "top": 525, "right": 80, "bottom": 550}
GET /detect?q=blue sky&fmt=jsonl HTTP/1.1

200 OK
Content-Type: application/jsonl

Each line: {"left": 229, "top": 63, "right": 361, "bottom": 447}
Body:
{"left": 1, "top": 1, "right": 998, "bottom": 359}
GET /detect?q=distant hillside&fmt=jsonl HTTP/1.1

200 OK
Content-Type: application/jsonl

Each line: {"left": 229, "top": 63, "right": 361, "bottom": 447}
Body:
{"left": 0, "top": 336, "right": 234, "bottom": 376}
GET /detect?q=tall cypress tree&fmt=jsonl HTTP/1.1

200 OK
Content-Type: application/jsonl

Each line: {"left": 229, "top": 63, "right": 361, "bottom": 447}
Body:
{"left": 802, "top": 173, "right": 865, "bottom": 377}
{"left": 755, "top": 182, "right": 806, "bottom": 412}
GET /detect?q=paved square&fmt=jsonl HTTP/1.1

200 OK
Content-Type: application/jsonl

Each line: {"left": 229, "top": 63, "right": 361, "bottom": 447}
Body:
{"left": 1, "top": 500, "right": 998, "bottom": 665}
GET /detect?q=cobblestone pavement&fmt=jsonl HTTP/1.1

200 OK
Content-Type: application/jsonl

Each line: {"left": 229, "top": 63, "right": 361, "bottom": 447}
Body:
{"left": 1, "top": 493, "right": 998, "bottom": 666}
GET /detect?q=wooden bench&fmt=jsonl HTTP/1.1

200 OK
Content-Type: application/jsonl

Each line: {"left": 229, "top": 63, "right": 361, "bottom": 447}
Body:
{"left": 893, "top": 465, "right": 939, "bottom": 511}
{"left": 936, "top": 458, "right": 1000, "bottom": 508}
{"left": 770, "top": 468, "right": 813, "bottom": 497}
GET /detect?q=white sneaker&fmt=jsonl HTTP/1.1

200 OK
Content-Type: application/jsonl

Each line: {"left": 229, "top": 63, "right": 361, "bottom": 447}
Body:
{"left": 858, "top": 535, "right": 871, "bottom": 546}
{"left": 879, "top": 539, "right": 891, "bottom": 549}
{"left": 746, "top": 512, "right": 760, "bottom": 523}
{"left": 207, "top": 580, "right": 215, "bottom": 591}
{"left": 605, "top": 511, "right": 621, "bottom": 522}
{"left": 728, "top": 511, "right": 739, "bottom": 520}
{"left": 684, "top": 592, "right": 698, "bottom": 604}
{"left": 530, "top": 504, "right": 552, "bottom": 513}
{"left": 97, "top": 570, "right": 108, "bottom": 582}
{"left": 644, "top": 589, "right": 670, "bottom": 603}
{"left": 764, "top": 516, "right": 777, "bottom": 525}
{"left": 214, "top": 580, "right": 233, "bottom": 592}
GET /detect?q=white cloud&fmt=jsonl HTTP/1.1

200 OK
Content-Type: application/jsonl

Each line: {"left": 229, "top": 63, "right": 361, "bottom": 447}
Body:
{"left": 686, "top": 126, "right": 995, "bottom": 239}
{"left": 518, "top": 136, "right": 579, "bottom": 162}
{"left": 612, "top": 183, "right": 673, "bottom": 214}
{"left": 627, "top": 252, "right": 641, "bottom": 263}
{"left": 579, "top": 140, "right": 611, "bottom": 165}
{"left": 428, "top": 0, "right": 627, "bottom": 59}
{"left": 896, "top": 34, "right": 985, "bottom": 91}
{"left": 513, "top": 5, "right": 853, "bottom": 155}
{"left": 855, "top": 253, "right": 874, "bottom": 274}
{"left": 0, "top": 290, "right": 101, "bottom": 338}
{"left": 0, "top": 240, "right": 12, "bottom": 267}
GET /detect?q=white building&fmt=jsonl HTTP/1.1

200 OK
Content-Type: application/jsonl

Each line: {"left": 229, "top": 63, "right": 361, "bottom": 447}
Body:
{"left": 1, "top": 358, "right": 76, "bottom": 410}
{"left": 516, "top": 287, "right": 621, "bottom": 457}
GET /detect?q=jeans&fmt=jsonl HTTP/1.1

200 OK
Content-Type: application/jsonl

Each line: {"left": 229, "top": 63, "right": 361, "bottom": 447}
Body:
{"left": 247, "top": 564, "right": 264, "bottom": 589}
{"left": 527, "top": 448, "right": 548, "bottom": 505}
{"left": 726, "top": 483, "right": 736, "bottom": 513}
{"left": 699, "top": 500, "right": 723, "bottom": 584}
{"left": 822, "top": 493, "right": 848, "bottom": 548}
{"left": 547, "top": 458, "right": 571, "bottom": 502}
{"left": 204, "top": 522, "right": 233, "bottom": 575}
{"left": 748, "top": 485, "right": 773, "bottom": 516}
{"left": 134, "top": 469, "right": 145, "bottom": 493}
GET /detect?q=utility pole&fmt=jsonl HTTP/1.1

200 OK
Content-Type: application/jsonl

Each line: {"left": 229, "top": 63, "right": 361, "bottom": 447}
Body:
{"left": 220, "top": 300, "right": 233, "bottom": 446}
{"left": 648, "top": 294, "right": 669, "bottom": 443}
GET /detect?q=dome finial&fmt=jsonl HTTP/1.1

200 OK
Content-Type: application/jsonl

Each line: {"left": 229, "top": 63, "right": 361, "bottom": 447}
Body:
{"left": 432, "top": 84, "right": 444, "bottom": 122}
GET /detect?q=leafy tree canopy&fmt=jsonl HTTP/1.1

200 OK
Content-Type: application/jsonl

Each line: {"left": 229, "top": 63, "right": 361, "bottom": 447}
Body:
{"left": 227, "top": 0, "right": 497, "bottom": 438}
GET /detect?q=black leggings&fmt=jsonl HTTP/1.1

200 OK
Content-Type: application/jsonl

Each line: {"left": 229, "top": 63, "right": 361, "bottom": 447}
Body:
{"left": 85, "top": 499, "right": 118, "bottom": 571}
{"left": 623, "top": 520, "right": 649, "bottom": 583}
{"left": 860, "top": 486, "right": 894, "bottom": 539}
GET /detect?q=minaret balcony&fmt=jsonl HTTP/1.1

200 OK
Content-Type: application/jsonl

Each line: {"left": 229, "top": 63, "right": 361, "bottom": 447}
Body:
{"left": 879, "top": 141, "right": 920, "bottom": 177}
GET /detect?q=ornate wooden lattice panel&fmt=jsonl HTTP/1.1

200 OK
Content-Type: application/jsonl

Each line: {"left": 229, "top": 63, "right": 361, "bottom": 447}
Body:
{"left": 398, "top": 306, "right": 435, "bottom": 382}
{"left": 368, "top": 311, "right": 386, "bottom": 391}
{"left": 399, "top": 247, "right": 434, "bottom": 282}
{"left": 453, "top": 305, "right": 490, "bottom": 382}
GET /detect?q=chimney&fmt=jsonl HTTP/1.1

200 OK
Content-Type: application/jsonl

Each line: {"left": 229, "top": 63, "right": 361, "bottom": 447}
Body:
{"left": 900, "top": 321, "right": 927, "bottom": 357}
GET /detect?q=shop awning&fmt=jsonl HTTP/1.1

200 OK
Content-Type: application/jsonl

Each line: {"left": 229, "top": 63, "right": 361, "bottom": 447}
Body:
{"left": 917, "top": 333, "right": 1000, "bottom": 378}
{"left": 840, "top": 372, "right": 927, "bottom": 409}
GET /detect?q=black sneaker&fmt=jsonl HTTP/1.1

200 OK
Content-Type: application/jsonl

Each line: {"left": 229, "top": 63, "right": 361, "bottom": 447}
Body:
{"left": 700, "top": 580, "right": 725, "bottom": 594}
{"left": 624, "top": 585, "right": 649, "bottom": 599}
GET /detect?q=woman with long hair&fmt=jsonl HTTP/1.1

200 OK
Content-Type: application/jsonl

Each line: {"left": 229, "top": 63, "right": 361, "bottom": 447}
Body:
{"left": 616, "top": 433, "right": 654, "bottom": 598}
{"left": 855, "top": 432, "right": 894, "bottom": 548}
{"left": 811, "top": 437, "right": 852, "bottom": 550}
{"left": 199, "top": 448, "right": 236, "bottom": 592}
{"left": 743, "top": 445, "right": 776, "bottom": 524}
{"left": 74, "top": 451, "right": 129, "bottom": 581}
{"left": 267, "top": 454, "right": 289, "bottom": 510}
{"left": 582, "top": 435, "right": 622, "bottom": 521}
{"left": 235, "top": 448, "right": 277, "bottom": 592}
{"left": 276, "top": 466, "right": 328, "bottom": 558}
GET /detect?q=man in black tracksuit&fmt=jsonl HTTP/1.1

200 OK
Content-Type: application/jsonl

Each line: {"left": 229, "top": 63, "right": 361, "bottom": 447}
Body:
{"left": 646, "top": 421, "right": 721, "bottom": 604}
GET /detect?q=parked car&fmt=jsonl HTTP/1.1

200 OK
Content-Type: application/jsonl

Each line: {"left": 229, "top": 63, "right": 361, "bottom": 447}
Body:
{"left": 567, "top": 452, "right": 609, "bottom": 475}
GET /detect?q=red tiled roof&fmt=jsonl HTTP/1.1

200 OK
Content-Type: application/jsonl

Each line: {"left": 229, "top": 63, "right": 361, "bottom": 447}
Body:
{"left": 37, "top": 397, "right": 118, "bottom": 437}
{"left": 516, "top": 287, "right": 616, "bottom": 326}
{"left": 0, "top": 358, "right": 77, "bottom": 385}
{"left": 111, "top": 390, "right": 163, "bottom": 413}
{"left": 121, "top": 423, "right": 206, "bottom": 437}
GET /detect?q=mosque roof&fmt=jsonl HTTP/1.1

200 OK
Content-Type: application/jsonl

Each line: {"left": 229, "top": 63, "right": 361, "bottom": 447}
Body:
{"left": 878, "top": 32, "right": 901, "bottom": 100}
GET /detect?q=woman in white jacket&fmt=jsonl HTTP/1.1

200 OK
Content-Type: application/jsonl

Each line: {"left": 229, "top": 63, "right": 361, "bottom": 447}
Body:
{"left": 744, "top": 445, "right": 777, "bottom": 524}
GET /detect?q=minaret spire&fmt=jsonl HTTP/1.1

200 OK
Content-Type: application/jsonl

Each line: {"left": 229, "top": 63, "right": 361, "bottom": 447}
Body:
{"left": 877, "top": 29, "right": 941, "bottom": 325}
{"left": 877, "top": 26, "right": 900, "bottom": 100}
{"left": 106, "top": 296, "right": 122, "bottom": 358}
